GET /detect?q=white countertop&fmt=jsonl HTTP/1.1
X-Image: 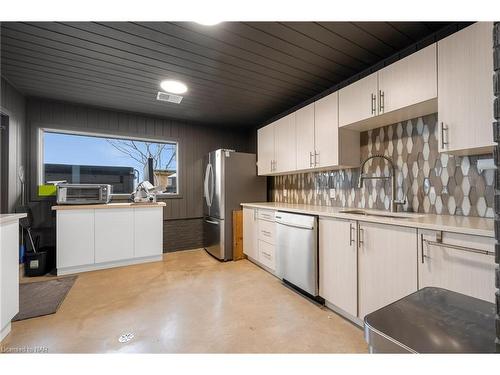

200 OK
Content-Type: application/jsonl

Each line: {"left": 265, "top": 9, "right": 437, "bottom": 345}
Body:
{"left": 241, "top": 202, "right": 494, "bottom": 238}
{"left": 52, "top": 202, "right": 166, "bottom": 210}
{"left": 0, "top": 213, "right": 27, "bottom": 225}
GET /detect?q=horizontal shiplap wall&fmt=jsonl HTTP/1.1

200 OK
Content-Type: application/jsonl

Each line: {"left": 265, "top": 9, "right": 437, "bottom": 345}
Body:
{"left": 25, "top": 97, "right": 251, "bottom": 252}
{"left": 26, "top": 97, "right": 250, "bottom": 220}
{"left": 0, "top": 77, "right": 26, "bottom": 212}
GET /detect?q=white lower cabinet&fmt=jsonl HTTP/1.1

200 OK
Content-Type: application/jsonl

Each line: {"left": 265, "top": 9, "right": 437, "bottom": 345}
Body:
{"left": 95, "top": 209, "right": 134, "bottom": 263}
{"left": 243, "top": 207, "right": 277, "bottom": 273}
{"left": 57, "top": 209, "right": 95, "bottom": 268}
{"left": 1, "top": 221, "right": 20, "bottom": 341}
{"left": 56, "top": 206, "right": 163, "bottom": 275}
{"left": 357, "top": 222, "right": 418, "bottom": 319}
{"left": 418, "top": 229, "right": 496, "bottom": 303}
{"left": 134, "top": 207, "right": 163, "bottom": 258}
{"left": 243, "top": 207, "right": 259, "bottom": 260}
{"left": 319, "top": 217, "right": 357, "bottom": 317}
{"left": 258, "top": 240, "right": 275, "bottom": 270}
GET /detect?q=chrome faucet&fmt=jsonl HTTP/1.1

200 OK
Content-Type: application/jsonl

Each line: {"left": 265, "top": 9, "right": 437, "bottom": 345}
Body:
{"left": 357, "top": 154, "right": 406, "bottom": 213}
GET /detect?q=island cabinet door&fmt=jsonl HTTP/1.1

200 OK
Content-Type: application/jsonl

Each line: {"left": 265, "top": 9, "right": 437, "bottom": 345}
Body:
{"left": 358, "top": 222, "right": 418, "bottom": 319}
{"left": 57, "top": 209, "right": 95, "bottom": 269}
{"left": 319, "top": 217, "right": 357, "bottom": 317}
{"left": 95, "top": 208, "right": 134, "bottom": 263}
{"left": 134, "top": 207, "right": 163, "bottom": 258}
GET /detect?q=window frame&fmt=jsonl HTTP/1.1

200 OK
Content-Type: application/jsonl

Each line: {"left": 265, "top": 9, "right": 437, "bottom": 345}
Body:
{"left": 37, "top": 127, "right": 181, "bottom": 199}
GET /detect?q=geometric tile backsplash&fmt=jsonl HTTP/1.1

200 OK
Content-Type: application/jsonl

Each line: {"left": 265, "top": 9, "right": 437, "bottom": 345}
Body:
{"left": 270, "top": 113, "right": 495, "bottom": 218}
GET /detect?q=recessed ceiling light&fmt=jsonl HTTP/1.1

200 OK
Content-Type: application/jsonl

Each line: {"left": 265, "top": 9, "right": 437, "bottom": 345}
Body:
{"left": 195, "top": 21, "right": 221, "bottom": 26}
{"left": 160, "top": 80, "right": 188, "bottom": 94}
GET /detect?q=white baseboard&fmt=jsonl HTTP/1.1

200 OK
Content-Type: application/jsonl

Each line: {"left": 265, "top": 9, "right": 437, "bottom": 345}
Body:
{"left": 57, "top": 255, "right": 163, "bottom": 276}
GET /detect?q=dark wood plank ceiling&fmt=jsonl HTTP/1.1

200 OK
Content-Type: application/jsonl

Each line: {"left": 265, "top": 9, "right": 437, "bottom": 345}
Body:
{"left": 1, "top": 22, "right": 453, "bottom": 127}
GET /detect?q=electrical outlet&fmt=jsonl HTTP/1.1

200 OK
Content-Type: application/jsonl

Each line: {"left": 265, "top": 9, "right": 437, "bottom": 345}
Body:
{"left": 329, "top": 188, "right": 336, "bottom": 199}
{"left": 283, "top": 189, "right": 287, "bottom": 198}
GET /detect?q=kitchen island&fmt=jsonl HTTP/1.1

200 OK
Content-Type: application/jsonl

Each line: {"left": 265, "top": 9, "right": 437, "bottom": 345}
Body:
{"left": 0, "top": 213, "right": 27, "bottom": 342}
{"left": 52, "top": 202, "right": 165, "bottom": 275}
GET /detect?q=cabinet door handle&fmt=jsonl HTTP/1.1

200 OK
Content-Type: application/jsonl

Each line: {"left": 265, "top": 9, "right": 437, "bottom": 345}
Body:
{"left": 349, "top": 223, "right": 355, "bottom": 246}
{"left": 371, "top": 93, "right": 376, "bottom": 115}
{"left": 420, "top": 233, "right": 425, "bottom": 264}
{"left": 379, "top": 90, "right": 384, "bottom": 114}
{"left": 358, "top": 227, "right": 364, "bottom": 248}
{"left": 314, "top": 151, "right": 319, "bottom": 166}
{"left": 440, "top": 122, "right": 448, "bottom": 149}
{"left": 309, "top": 152, "right": 314, "bottom": 167}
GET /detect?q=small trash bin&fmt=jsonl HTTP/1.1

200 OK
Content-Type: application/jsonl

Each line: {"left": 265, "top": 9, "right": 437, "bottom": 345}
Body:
{"left": 39, "top": 246, "right": 56, "bottom": 274}
{"left": 24, "top": 251, "right": 48, "bottom": 277}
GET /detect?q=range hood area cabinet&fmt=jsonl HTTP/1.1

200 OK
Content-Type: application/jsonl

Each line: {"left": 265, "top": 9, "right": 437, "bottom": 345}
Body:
{"left": 338, "top": 43, "right": 438, "bottom": 131}
{"left": 257, "top": 92, "right": 360, "bottom": 176}
{"left": 437, "top": 22, "right": 495, "bottom": 155}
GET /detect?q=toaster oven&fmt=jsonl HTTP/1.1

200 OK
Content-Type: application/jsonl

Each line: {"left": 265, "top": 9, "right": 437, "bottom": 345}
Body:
{"left": 56, "top": 183, "right": 112, "bottom": 205}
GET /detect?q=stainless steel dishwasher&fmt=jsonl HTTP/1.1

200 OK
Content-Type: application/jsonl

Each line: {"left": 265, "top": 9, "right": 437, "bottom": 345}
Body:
{"left": 275, "top": 211, "right": 322, "bottom": 302}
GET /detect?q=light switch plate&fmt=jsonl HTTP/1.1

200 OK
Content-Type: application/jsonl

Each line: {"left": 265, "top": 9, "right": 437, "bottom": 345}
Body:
{"left": 329, "top": 188, "right": 336, "bottom": 199}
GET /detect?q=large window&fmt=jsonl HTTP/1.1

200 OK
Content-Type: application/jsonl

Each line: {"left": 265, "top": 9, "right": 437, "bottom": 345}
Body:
{"left": 40, "top": 130, "right": 178, "bottom": 195}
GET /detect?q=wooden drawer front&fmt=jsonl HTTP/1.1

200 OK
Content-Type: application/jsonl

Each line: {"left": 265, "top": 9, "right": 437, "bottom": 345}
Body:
{"left": 258, "top": 209, "right": 275, "bottom": 222}
{"left": 258, "top": 240, "right": 275, "bottom": 270}
{"left": 258, "top": 219, "right": 276, "bottom": 244}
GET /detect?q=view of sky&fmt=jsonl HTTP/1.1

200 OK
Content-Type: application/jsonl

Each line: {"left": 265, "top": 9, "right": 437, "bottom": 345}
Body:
{"left": 43, "top": 132, "right": 177, "bottom": 183}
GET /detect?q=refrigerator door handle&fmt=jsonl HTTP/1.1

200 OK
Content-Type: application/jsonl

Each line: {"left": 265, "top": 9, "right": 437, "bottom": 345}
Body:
{"left": 208, "top": 163, "right": 215, "bottom": 206}
{"left": 204, "top": 219, "right": 220, "bottom": 225}
{"left": 204, "top": 163, "right": 212, "bottom": 207}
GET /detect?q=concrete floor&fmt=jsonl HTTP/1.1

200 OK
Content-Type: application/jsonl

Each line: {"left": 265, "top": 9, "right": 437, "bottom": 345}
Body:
{"left": 1, "top": 249, "right": 368, "bottom": 353}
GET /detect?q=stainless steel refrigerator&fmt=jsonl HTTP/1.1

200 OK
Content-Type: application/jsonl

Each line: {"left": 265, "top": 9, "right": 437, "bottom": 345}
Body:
{"left": 203, "top": 149, "right": 266, "bottom": 261}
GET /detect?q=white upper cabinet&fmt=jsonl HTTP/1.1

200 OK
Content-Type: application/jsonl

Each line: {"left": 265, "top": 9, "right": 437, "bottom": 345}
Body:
{"left": 378, "top": 44, "right": 437, "bottom": 114}
{"left": 274, "top": 113, "right": 296, "bottom": 173}
{"left": 316, "top": 92, "right": 360, "bottom": 168}
{"left": 257, "top": 122, "right": 275, "bottom": 175}
{"left": 315, "top": 93, "right": 340, "bottom": 167}
{"left": 339, "top": 72, "right": 378, "bottom": 128}
{"left": 258, "top": 92, "right": 359, "bottom": 176}
{"left": 295, "top": 103, "right": 316, "bottom": 170}
{"left": 438, "top": 22, "right": 495, "bottom": 155}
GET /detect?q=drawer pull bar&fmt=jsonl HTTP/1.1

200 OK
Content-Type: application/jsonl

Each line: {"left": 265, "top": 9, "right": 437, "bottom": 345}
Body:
{"left": 423, "top": 239, "right": 495, "bottom": 257}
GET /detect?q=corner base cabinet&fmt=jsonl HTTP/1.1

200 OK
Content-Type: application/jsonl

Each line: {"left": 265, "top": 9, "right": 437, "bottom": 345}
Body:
{"left": 54, "top": 204, "right": 164, "bottom": 275}
{"left": 418, "top": 229, "right": 496, "bottom": 303}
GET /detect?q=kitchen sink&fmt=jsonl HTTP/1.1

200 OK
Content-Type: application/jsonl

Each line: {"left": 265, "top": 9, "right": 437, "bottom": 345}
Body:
{"left": 339, "top": 209, "right": 424, "bottom": 219}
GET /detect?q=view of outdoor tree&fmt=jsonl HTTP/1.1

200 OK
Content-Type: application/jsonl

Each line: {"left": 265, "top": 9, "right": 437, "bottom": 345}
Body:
{"left": 106, "top": 139, "right": 176, "bottom": 172}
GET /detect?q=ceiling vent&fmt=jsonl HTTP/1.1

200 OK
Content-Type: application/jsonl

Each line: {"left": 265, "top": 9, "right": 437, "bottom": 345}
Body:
{"left": 156, "top": 91, "right": 183, "bottom": 104}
